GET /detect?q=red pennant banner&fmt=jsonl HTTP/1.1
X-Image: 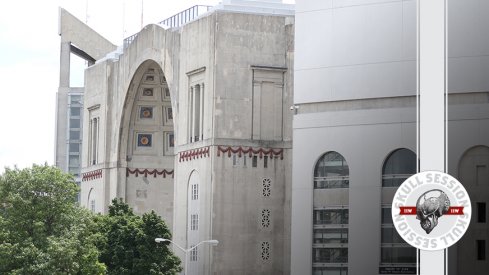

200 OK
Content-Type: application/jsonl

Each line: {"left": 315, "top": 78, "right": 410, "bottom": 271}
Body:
{"left": 399, "top": 206, "right": 464, "bottom": 215}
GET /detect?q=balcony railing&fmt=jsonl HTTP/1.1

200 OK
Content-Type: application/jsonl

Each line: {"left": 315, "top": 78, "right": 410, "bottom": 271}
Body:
{"left": 123, "top": 5, "right": 212, "bottom": 48}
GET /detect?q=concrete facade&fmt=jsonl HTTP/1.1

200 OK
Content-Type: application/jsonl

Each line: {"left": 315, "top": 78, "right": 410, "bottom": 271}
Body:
{"left": 75, "top": 1, "right": 294, "bottom": 274}
{"left": 292, "top": 1, "right": 489, "bottom": 275}
{"left": 55, "top": 8, "right": 116, "bottom": 197}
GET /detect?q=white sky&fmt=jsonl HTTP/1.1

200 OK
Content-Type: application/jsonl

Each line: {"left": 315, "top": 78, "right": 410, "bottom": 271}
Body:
{"left": 0, "top": 0, "right": 294, "bottom": 172}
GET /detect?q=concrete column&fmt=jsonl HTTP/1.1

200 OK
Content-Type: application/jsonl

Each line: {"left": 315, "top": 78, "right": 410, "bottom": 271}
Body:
{"left": 59, "top": 42, "right": 71, "bottom": 87}
{"left": 418, "top": 0, "right": 446, "bottom": 274}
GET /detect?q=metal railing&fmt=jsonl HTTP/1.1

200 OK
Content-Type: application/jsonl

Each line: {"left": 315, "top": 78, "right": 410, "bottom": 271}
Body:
{"left": 159, "top": 5, "right": 212, "bottom": 28}
{"left": 123, "top": 5, "right": 212, "bottom": 48}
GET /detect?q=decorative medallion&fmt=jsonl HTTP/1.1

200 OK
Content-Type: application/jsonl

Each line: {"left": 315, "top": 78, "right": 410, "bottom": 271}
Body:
{"left": 140, "top": 107, "right": 153, "bottom": 119}
{"left": 137, "top": 134, "right": 152, "bottom": 147}
{"left": 142, "top": 88, "right": 153, "bottom": 97}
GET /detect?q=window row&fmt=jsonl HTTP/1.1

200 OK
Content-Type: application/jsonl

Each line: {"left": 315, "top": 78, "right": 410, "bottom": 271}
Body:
{"left": 313, "top": 209, "right": 349, "bottom": 225}
{"left": 232, "top": 155, "right": 274, "bottom": 168}
{"left": 314, "top": 149, "right": 416, "bottom": 189}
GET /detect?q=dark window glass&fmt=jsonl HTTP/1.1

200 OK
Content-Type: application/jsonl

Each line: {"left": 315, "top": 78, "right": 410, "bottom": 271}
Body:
{"left": 70, "top": 118, "right": 80, "bottom": 129}
{"left": 252, "top": 156, "right": 257, "bottom": 168}
{"left": 70, "top": 95, "right": 82, "bottom": 105}
{"left": 314, "top": 209, "right": 348, "bottom": 225}
{"left": 312, "top": 267, "right": 348, "bottom": 275}
{"left": 314, "top": 151, "right": 349, "bottom": 189}
{"left": 382, "top": 148, "right": 416, "bottom": 187}
{"left": 477, "top": 240, "right": 486, "bottom": 260}
{"left": 70, "top": 107, "right": 81, "bottom": 116}
{"left": 313, "top": 248, "right": 348, "bottom": 263}
{"left": 477, "top": 202, "right": 486, "bottom": 223}
{"left": 264, "top": 156, "right": 268, "bottom": 168}
{"left": 381, "top": 208, "right": 393, "bottom": 224}
{"left": 70, "top": 130, "right": 80, "bottom": 140}
{"left": 313, "top": 228, "right": 348, "bottom": 244}
{"left": 381, "top": 247, "right": 416, "bottom": 263}
{"left": 69, "top": 143, "right": 80, "bottom": 153}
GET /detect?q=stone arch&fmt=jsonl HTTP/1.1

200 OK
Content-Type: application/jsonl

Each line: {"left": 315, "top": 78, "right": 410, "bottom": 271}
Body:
{"left": 117, "top": 59, "right": 176, "bottom": 226}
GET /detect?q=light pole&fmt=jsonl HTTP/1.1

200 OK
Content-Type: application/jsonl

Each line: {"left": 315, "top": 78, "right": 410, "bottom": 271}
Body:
{"left": 155, "top": 238, "right": 218, "bottom": 275}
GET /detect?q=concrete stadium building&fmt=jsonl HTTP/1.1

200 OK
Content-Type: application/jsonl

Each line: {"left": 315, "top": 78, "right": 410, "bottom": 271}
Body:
{"left": 291, "top": 1, "right": 489, "bottom": 275}
{"left": 59, "top": 1, "right": 295, "bottom": 274}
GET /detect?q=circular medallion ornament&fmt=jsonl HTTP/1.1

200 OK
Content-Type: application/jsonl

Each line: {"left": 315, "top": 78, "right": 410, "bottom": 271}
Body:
{"left": 142, "top": 110, "right": 151, "bottom": 118}
{"left": 140, "top": 136, "right": 149, "bottom": 145}
{"left": 391, "top": 171, "right": 471, "bottom": 251}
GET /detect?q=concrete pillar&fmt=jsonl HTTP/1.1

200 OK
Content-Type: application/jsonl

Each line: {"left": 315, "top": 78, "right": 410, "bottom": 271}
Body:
{"left": 59, "top": 42, "right": 71, "bottom": 87}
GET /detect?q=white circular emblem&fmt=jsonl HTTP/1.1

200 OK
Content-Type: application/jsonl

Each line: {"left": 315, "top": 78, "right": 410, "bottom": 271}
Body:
{"left": 391, "top": 171, "right": 471, "bottom": 251}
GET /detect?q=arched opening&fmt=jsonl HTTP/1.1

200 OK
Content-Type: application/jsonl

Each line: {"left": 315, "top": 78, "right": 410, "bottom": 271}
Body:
{"left": 314, "top": 151, "right": 349, "bottom": 189}
{"left": 456, "top": 145, "right": 489, "bottom": 274}
{"left": 119, "top": 60, "right": 175, "bottom": 228}
{"left": 382, "top": 148, "right": 416, "bottom": 187}
{"left": 380, "top": 148, "right": 416, "bottom": 267}
{"left": 312, "top": 151, "right": 349, "bottom": 274}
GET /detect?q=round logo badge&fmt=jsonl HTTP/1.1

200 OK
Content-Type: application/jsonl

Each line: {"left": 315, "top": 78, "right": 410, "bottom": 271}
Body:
{"left": 391, "top": 171, "right": 471, "bottom": 251}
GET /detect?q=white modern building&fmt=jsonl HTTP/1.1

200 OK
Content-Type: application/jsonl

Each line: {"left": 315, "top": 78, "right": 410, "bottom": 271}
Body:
{"left": 291, "top": 1, "right": 489, "bottom": 275}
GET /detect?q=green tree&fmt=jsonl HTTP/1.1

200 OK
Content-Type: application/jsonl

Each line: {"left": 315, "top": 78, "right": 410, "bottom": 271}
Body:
{"left": 0, "top": 164, "right": 106, "bottom": 274}
{"left": 97, "top": 199, "right": 182, "bottom": 275}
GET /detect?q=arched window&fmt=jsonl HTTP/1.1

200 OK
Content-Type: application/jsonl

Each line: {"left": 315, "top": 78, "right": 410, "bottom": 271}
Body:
{"left": 314, "top": 151, "right": 349, "bottom": 189}
{"left": 382, "top": 149, "right": 416, "bottom": 187}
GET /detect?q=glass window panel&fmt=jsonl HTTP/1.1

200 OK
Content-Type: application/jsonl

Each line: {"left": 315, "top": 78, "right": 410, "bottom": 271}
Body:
{"left": 314, "top": 209, "right": 348, "bottom": 225}
{"left": 313, "top": 228, "right": 348, "bottom": 244}
{"left": 69, "top": 143, "right": 80, "bottom": 153}
{"left": 69, "top": 155, "right": 80, "bottom": 167}
{"left": 312, "top": 267, "right": 348, "bottom": 275}
{"left": 70, "top": 95, "right": 82, "bottom": 105}
{"left": 70, "top": 107, "right": 81, "bottom": 116}
{"left": 70, "top": 130, "right": 80, "bottom": 140}
{"left": 313, "top": 248, "right": 348, "bottom": 263}
{"left": 70, "top": 118, "right": 80, "bottom": 129}
{"left": 314, "top": 151, "right": 349, "bottom": 178}
{"left": 381, "top": 247, "right": 416, "bottom": 264}
{"left": 381, "top": 208, "right": 393, "bottom": 224}
{"left": 382, "top": 149, "right": 416, "bottom": 175}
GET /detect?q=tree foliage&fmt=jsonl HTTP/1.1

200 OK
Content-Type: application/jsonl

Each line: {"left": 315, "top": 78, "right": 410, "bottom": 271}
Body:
{"left": 0, "top": 165, "right": 180, "bottom": 274}
{"left": 96, "top": 199, "right": 182, "bottom": 275}
{"left": 0, "top": 164, "right": 105, "bottom": 274}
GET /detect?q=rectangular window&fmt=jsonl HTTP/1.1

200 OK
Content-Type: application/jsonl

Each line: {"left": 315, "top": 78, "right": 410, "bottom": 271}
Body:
{"left": 88, "top": 106, "right": 100, "bottom": 166}
{"left": 90, "top": 200, "right": 95, "bottom": 213}
{"left": 381, "top": 208, "right": 393, "bottom": 224}
{"left": 70, "top": 118, "right": 80, "bottom": 129}
{"left": 70, "top": 95, "right": 82, "bottom": 105}
{"left": 192, "top": 184, "right": 198, "bottom": 200}
{"left": 252, "top": 156, "right": 258, "bottom": 168}
{"left": 381, "top": 247, "right": 417, "bottom": 263}
{"left": 312, "top": 248, "right": 348, "bottom": 263}
{"left": 70, "top": 107, "right": 81, "bottom": 117}
{"left": 478, "top": 202, "right": 486, "bottom": 223}
{"left": 264, "top": 156, "right": 268, "bottom": 168}
{"left": 313, "top": 228, "right": 348, "bottom": 244}
{"left": 243, "top": 156, "right": 247, "bottom": 167}
{"left": 69, "top": 155, "right": 80, "bottom": 167}
{"left": 477, "top": 240, "right": 486, "bottom": 260}
{"left": 190, "top": 247, "right": 198, "bottom": 261}
{"left": 313, "top": 209, "right": 348, "bottom": 225}
{"left": 69, "top": 143, "right": 80, "bottom": 153}
{"left": 191, "top": 214, "right": 198, "bottom": 230}
{"left": 70, "top": 130, "right": 80, "bottom": 140}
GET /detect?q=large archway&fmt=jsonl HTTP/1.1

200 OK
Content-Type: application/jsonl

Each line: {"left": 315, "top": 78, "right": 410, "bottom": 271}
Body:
{"left": 456, "top": 145, "right": 489, "bottom": 274}
{"left": 119, "top": 60, "right": 176, "bottom": 228}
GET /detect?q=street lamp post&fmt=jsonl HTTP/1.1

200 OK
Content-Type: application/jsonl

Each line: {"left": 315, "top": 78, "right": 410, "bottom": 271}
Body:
{"left": 155, "top": 238, "right": 218, "bottom": 275}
